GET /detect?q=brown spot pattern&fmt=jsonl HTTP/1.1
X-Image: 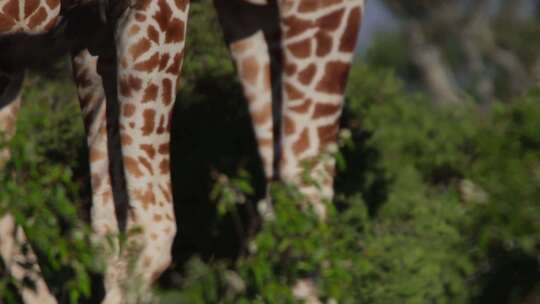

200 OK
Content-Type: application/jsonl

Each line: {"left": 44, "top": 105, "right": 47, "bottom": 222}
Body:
{"left": 312, "top": 103, "right": 340, "bottom": 119}
{"left": 298, "top": 64, "right": 317, "bottom": 85}
{"left": 27, "top": 7, "right": 47, "bottom": 28}
{"left": 175, "top": 0, "right": 188, "bottom": 11}
{"left": 285, "top": 82, "right": 304, "bottom": 100}
{"left": 123, "top": 103, "right": 136, "bottom": 117}
{"left": 154, "top": 0, "right": 172, "bottom": 31}
{"left": 289, "top": 99, "right": 312, "bottom": 113}
{"left": 161, "top": 79, "right": 173, "bottom": 105}
{"left": 241, "top": 57, "right": 259, "bottom": 86}
{"left": 317, "top": 8, "right": 345, "bottom": 32}
{"left": 166, "top": 51, "right": 184, "bottom": 74}
{"left": 339, "top": 7, "right": 361, "bottom": 53}
{"left": 129, "top": 24, "right": 141, "bottom": 36}
{"left": 283, "top": 16, "right": 313, "bottom": 38}
{"left": 293, "top": 128, "right": 310, "bottom": 155}
{"left": 315, "top": 61, "right": 350, "bottom": 94}
{"left": 122, "top": 134, "right": 133, "bottom": 146}
{"left": 298, "top": 0, "right": 319, "bottom": 13}
{"left": 89, "top": 148, "right": 106, "bottom": 162}
{"left": 159, "top": 53, "right": 170, "bottom": 70}
{"left": 285, "top": 62, "right": 298, "bottom": 76}
{"left": 283, "top": 115, "right": 296, "bottom": 135}
{"left": 138, "top": 156, "right": 154, "bottom": 175}
{"left": 315, "top": 31, "right": 333, "bottom": 57}
{"left": 252, "top": 106, "right": 272, "bottom": 124}
{"left": 119, "top": 75, "right": 142, "bottom": 97}
{"left": 134, "top": 52, "right": 159, "bottom": 72}
{"left": 156, "top": 115, "right": 167, "bottom": 134}
{"left": 317, "top": 123, "right": 339, "bottom": 148}
{"left": 159, "top": 158, "right": 170, "bottom": 174}
{"left": 288, "top": 39, "right": 311, "bottom": 58}
{"left": 45, "top": 0, "right": 58, "bottom": 8}
{"left": 140, "top": 144, "right": 157, "bottom": 159}
{"left": 133, "top": 183, "right": 156, "bottom": 209}
{"left": 142, "top": 109, "right": 156, "bottom": 135}
{"left": 158, "top": 143, "right": 169, "bottom": 155}
{"left": 0, "top": 15, "right": 16, "bottom": 32}
{"left": 147, "top": 26, "right": 159, "bottom": 43}
{"left": 3, "top": 0, "right": 19, "bottom": 17}
{"left": 24, "top": 0, "right": 39, "bottom": 18}
{"left": 130, "top": 38, "right": 151, "bottom": 61}
{"left": 159, "top": 183, "right": 172, "bottom": 202}
{"left": 124, "top": 156, "right": 144, "bottom": 178}
{"left": 165, "top": 18, "right": 185, "bottom": 43}
{"left": 143, "top": 82, "right": 159, "bottom": 102}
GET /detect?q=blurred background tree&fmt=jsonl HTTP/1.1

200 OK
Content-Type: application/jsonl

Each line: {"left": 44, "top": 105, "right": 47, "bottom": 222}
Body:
{"left": 371, "top": 0, "right": 540, "bottom": 105}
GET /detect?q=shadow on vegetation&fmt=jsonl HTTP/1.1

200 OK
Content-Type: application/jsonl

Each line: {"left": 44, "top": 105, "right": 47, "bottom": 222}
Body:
{"left": 336, "top": 105, "right": 391, "bottom": 217}
{"left": 163, "top": 73, "right": 267, "bottom": 283}
{"left": 474, "top": 245, "right": 540, "bottom": 304}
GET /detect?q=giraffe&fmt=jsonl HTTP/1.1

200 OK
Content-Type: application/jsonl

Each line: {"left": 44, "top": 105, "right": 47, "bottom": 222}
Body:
{"left": 215, "top": 1, "right": 363, "bottom": 301}
{"left": 216, "top": 0, "right": 363, "bottom": 218}
{"left": 0, "top": 0, "right": 187, "bottom": 302}
{"left": 0, "top": 0, "right": 363, "bottom": 303}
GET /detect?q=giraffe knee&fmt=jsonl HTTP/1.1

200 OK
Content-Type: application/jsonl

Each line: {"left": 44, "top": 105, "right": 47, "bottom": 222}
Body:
{"left": 143, "top": 248, "right": 173, "bottom": 282}
{"left": 279, "top": 166, "right": 333, "bottom": 219}
{"left": 143, "top": 224, "right": 176, "bottom": 282}
{"left": 150, "top": 253, "right": 172, "bottom": 282}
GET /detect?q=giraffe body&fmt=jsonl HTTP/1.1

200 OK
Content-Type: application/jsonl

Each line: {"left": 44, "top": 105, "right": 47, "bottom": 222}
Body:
{"left": 0, "top": 0, "right": 363, "bottom": 302}
{"left": 0, "top": 0, "right": 60, "bottom": 35}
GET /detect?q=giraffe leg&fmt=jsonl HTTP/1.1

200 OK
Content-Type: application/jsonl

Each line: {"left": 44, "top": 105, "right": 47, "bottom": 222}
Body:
{"left": 71, "top": 49, "right": 122, "bottom": 303}
{"left": 215, "top": 0, "right": 363, "bottom": 217}
{"left": 216, "top": 3, "right": 363, "bottom": 301}
{"left": 110, "top": 0, "right": 190, "bottom": 300}
{"left": 277, "top": 0, "right": 363, "bottom": 218}
{"left": 228, "top": 31, "right": 277, "bottom": 219}
{"left": 214, "top": 0, "right": 282, "bottom": 222}
{"left": 228, "top": 32, "right": 274, "bottom": 182}
{"left": 73, "top": 50, "right": 118, "bottom": 239}
{"left": 0, "top": 71, "right": 21, "bottom": 167}
{"left": 0, "top": 71, "right": 57, "bottom": 304}
{"left": 277, "top": 4, "right": 364, "bottom": 301}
